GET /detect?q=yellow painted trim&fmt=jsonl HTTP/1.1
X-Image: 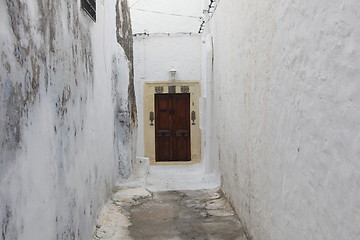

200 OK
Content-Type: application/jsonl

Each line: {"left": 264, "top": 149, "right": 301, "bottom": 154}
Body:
{"left": 143, "top": 81, "right": 202, "bottom": 166}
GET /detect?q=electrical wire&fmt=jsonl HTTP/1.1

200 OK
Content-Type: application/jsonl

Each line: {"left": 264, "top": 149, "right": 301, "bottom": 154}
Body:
{"left": 129, "top": 0, "right": 143, "bottom": 8}
{"left": 132, "top": 8, "right": 201, "bottom": 19}
{"left": 133, "top": 32, "right": 199, "bottom": 37}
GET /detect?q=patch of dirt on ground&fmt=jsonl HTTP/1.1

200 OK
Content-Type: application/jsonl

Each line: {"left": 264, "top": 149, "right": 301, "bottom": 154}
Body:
{"left": 93, "top": 187, "right": 247, "bottom": 240}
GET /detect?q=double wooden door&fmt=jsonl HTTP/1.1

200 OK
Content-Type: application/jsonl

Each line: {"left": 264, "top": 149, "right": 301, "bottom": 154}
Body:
{"left": 155, "top": 93, "right": 191, "bottom": 162}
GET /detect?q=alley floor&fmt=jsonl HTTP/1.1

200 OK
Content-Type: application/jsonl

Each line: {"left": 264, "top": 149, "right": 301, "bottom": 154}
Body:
{"left": 93, "top": 187, "right": 247, "bottom": 240}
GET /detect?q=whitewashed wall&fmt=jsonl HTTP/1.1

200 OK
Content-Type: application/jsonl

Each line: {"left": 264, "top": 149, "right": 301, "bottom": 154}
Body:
{"left": 130, "top": 0, "right": 203, "bottom": 157}
{"left": 134, "top": 34, "right": 202, "bottom": 157}
{"left": 0, "top": 0, "right": 136, "bottom": 239}
{"left": 204, "top": 0, "right": 360, "bottom": 239}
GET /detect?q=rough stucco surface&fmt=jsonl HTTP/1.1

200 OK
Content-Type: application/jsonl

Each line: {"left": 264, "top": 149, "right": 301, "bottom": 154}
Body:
{"left": 0, "top": 0, "right": 136, "bottom": 239}
{"left": 207, "top": 0, "right": 360, "bottom": 239}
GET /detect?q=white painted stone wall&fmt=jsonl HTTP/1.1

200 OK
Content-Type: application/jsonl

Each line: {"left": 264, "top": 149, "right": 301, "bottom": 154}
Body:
{"left": 203, "top": 0, "right": 360, "bottom": 239}
{"left": 134, "top": 34, "right": 202, "bottom": 157}
{"left": 130, "top": 0, "right": 203, "bottom": 157}
{"left": 0, "top": 0, "right": 136, "bottom": 239}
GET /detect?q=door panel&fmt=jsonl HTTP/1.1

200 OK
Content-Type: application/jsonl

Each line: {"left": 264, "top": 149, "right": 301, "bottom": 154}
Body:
{"left": 173, "top": 95, "right": 190, "bottom": 130}
{"left": 155, "top": 94, "right": 172, "bottom": 161}
{"left": 155, "top": 94, "right": 172, "bottom": 131}
{"left": 155, "top": 132, "right": 172, "bottom": 161}
{"left": 155, "top": 93, "right": 191, "bottom": 162}
{"left": 173, "top": 133, "right": 190, "bottom": 161}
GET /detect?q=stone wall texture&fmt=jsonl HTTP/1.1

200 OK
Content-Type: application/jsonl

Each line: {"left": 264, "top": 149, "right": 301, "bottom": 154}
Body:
{"left": 0, "top": 0, "right": 136, "bottom": 239}
{"left": 206, "top": 0, "right": 360, "bottom": 239}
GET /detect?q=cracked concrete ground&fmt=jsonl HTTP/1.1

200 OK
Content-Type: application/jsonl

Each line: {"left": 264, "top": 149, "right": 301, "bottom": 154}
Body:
{"left": 93, "top": 187, "right": 247, "bottom": 240}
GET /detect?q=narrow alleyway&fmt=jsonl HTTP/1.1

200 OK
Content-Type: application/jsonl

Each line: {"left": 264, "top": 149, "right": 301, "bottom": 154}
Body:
{"left": 93, "top": 187, "right": 247, "bottom": 240}
{"left": 1, "top": 0, "right": 358, "bottom": 239}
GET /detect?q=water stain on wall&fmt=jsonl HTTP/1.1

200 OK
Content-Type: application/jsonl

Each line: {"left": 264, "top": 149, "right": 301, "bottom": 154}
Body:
{"left": 0, "top": 0, "right": 135, "bottom": 239}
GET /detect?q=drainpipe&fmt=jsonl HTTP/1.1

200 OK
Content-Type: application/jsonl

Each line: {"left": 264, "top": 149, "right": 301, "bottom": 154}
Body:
{"left": 204, "top": 34, "right": 215, "bottom": 175}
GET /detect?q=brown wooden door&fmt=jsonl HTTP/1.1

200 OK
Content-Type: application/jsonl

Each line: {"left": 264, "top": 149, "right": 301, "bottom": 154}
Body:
{"left": 155, "top": 93, "right": 191, "bottom": 162}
